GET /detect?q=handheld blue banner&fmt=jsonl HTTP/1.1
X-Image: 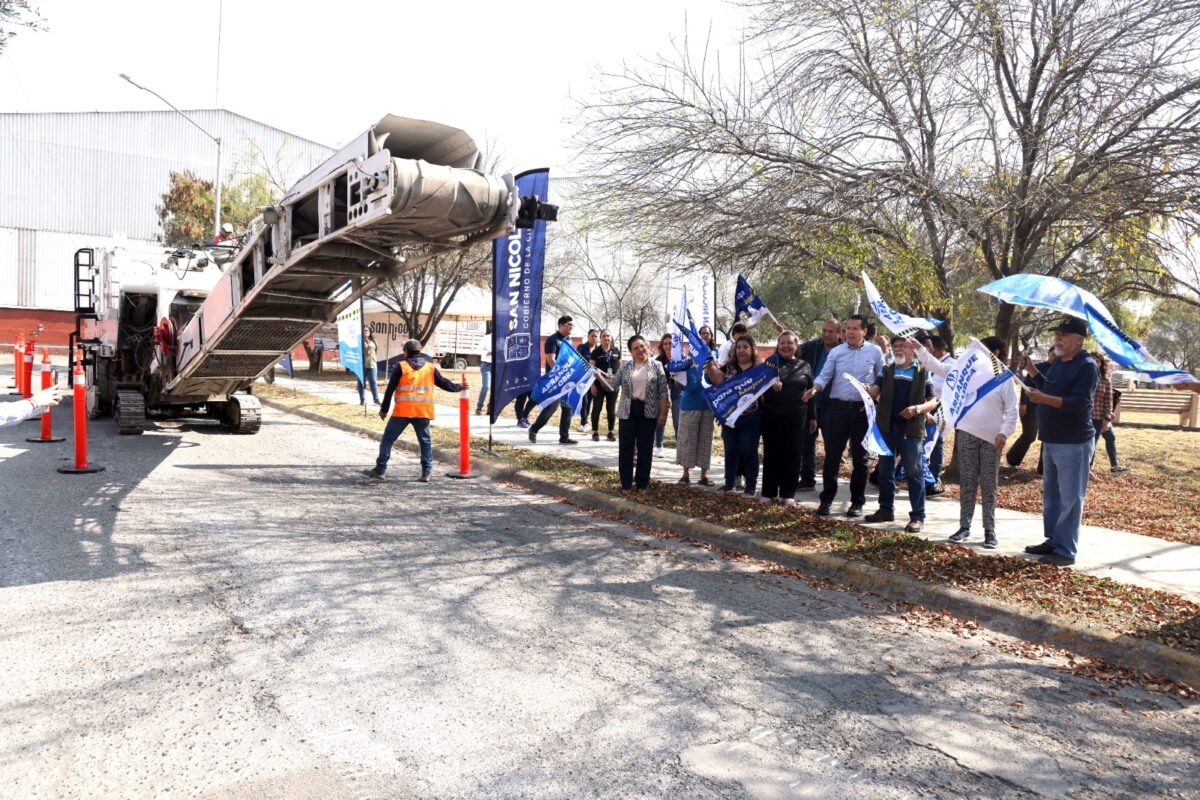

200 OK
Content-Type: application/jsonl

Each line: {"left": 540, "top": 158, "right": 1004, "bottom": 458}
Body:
{"left": 735, "top": 274, "right": 772, "bottom": 328}
{"left": 673, "top": 319, "right": 713, "bottom": 366}
{"left": 491, "top": 169, "right": 550, "bottom": 423}
{"left": 531, "top": 339, "right": 595, "bottom": 415}
{"left": 703, "top": 358, "right": 779, "bottom": 427}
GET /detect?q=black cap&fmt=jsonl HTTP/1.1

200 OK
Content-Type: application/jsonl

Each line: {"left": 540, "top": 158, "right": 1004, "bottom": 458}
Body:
{"left": 1051, "top": 317, "right": 1088, "bottom": 336}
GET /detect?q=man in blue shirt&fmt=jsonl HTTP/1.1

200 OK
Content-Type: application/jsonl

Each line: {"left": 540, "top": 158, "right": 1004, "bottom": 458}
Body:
{"left": 1021, "top": 317, "right": 1099, "bottom": 566}
{"left": 864, "top": 337, "right": 938, "bottom": 531}
{"left": 528, "top": 315, "right": 578, "bottom": 445}
{"left": 803, "top": 314, "right": 885, "bottom": 517}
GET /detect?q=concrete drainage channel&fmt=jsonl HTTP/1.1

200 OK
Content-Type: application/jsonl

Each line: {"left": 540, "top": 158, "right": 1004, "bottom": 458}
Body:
{"left": 260, "top": 398, "right": 1200, "bottom": 688}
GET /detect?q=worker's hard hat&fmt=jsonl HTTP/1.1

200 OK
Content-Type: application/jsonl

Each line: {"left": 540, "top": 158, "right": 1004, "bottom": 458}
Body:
{"left": 403, "top": 339, "right": 422, "bottom": 355}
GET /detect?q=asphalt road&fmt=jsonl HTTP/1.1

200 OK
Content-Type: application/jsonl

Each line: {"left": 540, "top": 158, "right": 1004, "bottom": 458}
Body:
{"left": 1, "top": 401, "right": 1197, "bottom": 799}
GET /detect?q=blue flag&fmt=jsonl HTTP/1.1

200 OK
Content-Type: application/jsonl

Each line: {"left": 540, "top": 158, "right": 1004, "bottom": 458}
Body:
{"left": 979, "top": 274, "right": 1196, "bottom": 385}
{"left": 531, "top": 339, "right": 596, "bottom": 415}
{"left": 673, "top": 319, "right": 713, "bottom": 366}
{"left": 735, "top": 274, "right": 773, "bottom": 328}
{"left": 280, "top": 354, "right": 294, "bottom": 379}
{"left": 491, "top": 169, "right": 550, "bottom": 422}
{"left": 702, "top": 357, "right": 780, "bottom": 427}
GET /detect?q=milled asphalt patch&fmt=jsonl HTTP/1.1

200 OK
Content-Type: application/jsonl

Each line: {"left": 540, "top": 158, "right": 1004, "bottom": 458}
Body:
{"left": 260, "top": 397, "right": 1200, "bottom": 688}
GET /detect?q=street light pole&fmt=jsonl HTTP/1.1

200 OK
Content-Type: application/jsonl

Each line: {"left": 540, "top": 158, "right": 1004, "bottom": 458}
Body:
{"left": 119, "top": 73, "right": 223, "bottom": 239}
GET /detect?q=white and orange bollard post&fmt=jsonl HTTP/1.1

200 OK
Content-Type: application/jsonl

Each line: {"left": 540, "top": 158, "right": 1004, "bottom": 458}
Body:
{"left": 448, "top": 369, "right": 475, "bottom": 479}
{"left": 27, "top": 348, "right": 65, "bottom": 443}
{"left": 22, "top": 340, "right": 34, "bottom": 399}
{"left": 12, "top": 336, "right": 24, "bottom": 396}
{"left": 57, "top": 349, "right": 105, "bottom": 474}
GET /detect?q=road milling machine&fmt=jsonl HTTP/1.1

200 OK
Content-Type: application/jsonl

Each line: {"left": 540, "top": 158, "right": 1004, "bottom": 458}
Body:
{"left": 71, "top": 116, "right": 528, "bottom": 435}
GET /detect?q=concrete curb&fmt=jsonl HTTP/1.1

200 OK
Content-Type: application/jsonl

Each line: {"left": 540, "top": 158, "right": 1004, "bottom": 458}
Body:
{"left": 261, "top": 397, "right": 1200, "bottom": 688}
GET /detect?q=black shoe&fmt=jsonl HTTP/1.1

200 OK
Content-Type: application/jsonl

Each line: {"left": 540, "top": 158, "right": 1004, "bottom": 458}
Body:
{"left": 719, "top": 485, "right": 736, "bottom": 492}
{"left": 983, "top": 531, "right": 998, "bottom": 549}
{"left": 1024, "top": 541, "right": 1055, "bottom": 555}
{"left": 697, "top": 477, "right": 715, "bottom": 487}
{"left": 864, "top": 510, "right": 894, "bottom": 523}
{"left": 1039, "top": 553, "right": 1075, "bottom": 567}
{"left": 816, "top": 504, "right": 831, "bottom": 517}
{"left": 905, "top": 519, "right": 924, "bottom": 533}
{"left": 592, "top": 432, "right": 600, "bottom": 441}
{"left": 418, "top": 473, "right": 431, "bottom": 483}
{"left": 845, "top": 504, "right": 862, "bottom": 518}
{"left": 677, "top": 475, "right": 690, "bottom": 484}
{"left": 560, "top": 438, "right": 578, "bottom": 445}
{"left": 948, "top": 528, "right": 971, "bottom": 543}
{"left": 607, "top": 431, "right": 616, "bottom": 441}
{"left": 528, "top": 430, "right": 537, "bottom": 444}
{"left": 926, "top": 483, "right": 946, "bottom": 496}
{"left": 797, "top": 480, "right": 816, "bottom": 490}
{"left": 362, "top": 468, "right": 384, "bottom": 480}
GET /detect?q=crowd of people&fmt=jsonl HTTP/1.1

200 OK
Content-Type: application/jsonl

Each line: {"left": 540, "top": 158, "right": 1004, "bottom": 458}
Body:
{"left": 370, "top": 309, "right": 1124, "bottom": 569}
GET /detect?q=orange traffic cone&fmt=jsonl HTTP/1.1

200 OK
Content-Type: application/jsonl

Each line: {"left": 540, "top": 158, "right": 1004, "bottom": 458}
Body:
{"left": 57, "top": 350, "right": 104, "bottom": 474}
{"left": 27, "top": 348, "right": 65, "bottom": 443}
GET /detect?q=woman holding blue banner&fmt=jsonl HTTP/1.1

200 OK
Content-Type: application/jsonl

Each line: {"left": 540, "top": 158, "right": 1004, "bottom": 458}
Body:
{"left": 706, "top": 335, "right": 765, "bottom": 497}
{"left": 614, "top": 335, "right": 670, "bottom": 491}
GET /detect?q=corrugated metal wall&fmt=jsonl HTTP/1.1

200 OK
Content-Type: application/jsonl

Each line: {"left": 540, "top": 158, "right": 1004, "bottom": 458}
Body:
{"left": 0, "top": 110, "right": 334, "bottom": 310}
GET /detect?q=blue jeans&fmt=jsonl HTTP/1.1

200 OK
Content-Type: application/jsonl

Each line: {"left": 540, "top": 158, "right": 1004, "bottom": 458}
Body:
{"left": 476, "top": 361, "right": 491, "bottom": 413}
{"left": 375, "top": 416, "right": 432, "bottom": 476}
{"left": 877, "top": 428, "right": 926, "bottom": 520}
{"left": 355, "top": 368, "right": 380, "bottom": 404}
{"left": 722, "top": 413, "right": 762, "bottom": 493}
{"left": 1042, "top": 441, "right": 1093, "bottom": 558}
{"left": 619, "top": 401, "right": 657, "bottom": 489}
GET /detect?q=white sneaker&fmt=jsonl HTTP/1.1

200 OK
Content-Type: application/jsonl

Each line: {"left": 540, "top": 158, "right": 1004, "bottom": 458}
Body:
{"left": 654, "top": 446, "right": 664, "bottom": 459}
{"left": 581, "top": 422, "right": 591, "bottom": 433}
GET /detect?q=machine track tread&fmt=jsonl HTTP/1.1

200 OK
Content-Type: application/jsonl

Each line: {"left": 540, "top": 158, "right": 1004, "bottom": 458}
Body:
{"left": 114, "top": 390, "right": 146, "bottom": 435}
{"left": 225, "top": 394, "right": 262, "bottom": 435}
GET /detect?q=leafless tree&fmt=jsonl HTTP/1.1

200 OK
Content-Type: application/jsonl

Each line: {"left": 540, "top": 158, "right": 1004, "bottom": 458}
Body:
{"left": 369, "top": 244, "right": 490, "bottom": 346}
{"left": 0, "top": 2, "right": 44, "bottom": 54}
{"left": 543, "top": 226, "right": 663, "bottom": 343}
{"left": 576, "top": 0, "right": 1200, "bottom": 349}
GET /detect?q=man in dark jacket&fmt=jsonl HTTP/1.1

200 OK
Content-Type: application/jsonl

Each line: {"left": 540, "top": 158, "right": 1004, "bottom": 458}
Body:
{"left": 1021, "top": 318, "right": 1099, "bottom": 566}
{"left": 797, "top": 317, "right": 839, "bottom": 489}
{"left": 363, "top": 339, "right": 465, "bottom": 482}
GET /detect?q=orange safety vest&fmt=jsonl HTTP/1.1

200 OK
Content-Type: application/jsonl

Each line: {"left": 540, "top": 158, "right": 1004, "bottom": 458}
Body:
{"left": 393, "top": 360, "right": 436, "bottom": 419}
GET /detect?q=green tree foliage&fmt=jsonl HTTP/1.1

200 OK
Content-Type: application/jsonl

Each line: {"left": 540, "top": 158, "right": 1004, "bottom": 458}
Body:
{"left": 156, "top": 171, "right": 277, "bottom": 247}
{"left": 1144, "top": 300, "right": 1200, "bottom": 373}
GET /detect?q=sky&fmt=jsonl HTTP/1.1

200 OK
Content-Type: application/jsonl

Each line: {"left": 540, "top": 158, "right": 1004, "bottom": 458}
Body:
{"left": 2, "top": 0, "right": 745, "bottom": 175}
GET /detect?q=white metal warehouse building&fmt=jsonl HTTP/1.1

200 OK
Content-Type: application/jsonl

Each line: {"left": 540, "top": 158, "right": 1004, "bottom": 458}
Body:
{"left": 0, "top": 110, "right": 333, "bottom": 320}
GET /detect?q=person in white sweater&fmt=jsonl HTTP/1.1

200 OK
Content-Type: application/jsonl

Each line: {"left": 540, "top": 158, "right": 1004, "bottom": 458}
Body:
{"left": 912, "top": 336, "right": 1019, "bottom": 549}
{"left": 1, "top": 384, "right": 64, "bottom": 427}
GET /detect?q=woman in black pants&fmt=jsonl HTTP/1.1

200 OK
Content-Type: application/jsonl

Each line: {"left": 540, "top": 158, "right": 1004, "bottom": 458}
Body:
{"left": 613, "top": 335, "right": 670, "bottom": 490}
{"left": 590, "top": 330, "right": 621, "bottom": 441}
{"left": 760, "top": 331, "right": 815, "bottom": 505}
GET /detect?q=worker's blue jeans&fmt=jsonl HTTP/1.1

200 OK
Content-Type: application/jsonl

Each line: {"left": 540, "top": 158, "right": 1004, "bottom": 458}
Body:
{"left": 375, "top": 416, "right": 432, "bottom": 477}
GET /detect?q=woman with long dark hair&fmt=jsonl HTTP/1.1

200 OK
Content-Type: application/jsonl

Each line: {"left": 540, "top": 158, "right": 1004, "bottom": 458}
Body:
{"left": 706, "top": 335, "right": 764, "bottom": 496}
{"left": 760, "top": 331, "right": 814, "bottom": 506}
{"left": 590, "top": 329, "right": 621, "bottom": 441}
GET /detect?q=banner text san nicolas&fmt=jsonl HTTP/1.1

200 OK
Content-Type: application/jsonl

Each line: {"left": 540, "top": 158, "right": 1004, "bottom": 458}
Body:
{"left": 491, "top": 169, "right": 550, "bottom": 424}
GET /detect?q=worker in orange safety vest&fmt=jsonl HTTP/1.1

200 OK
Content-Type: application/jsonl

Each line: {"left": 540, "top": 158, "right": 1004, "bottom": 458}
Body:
{"left": 363, "top": 338, "right": 465, "bottom": 482}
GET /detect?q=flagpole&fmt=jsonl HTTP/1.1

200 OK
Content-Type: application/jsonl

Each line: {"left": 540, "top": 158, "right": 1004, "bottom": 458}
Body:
{"left": 360, "top": 295, "right": 367, "bottom": 417}
{"left": 488, "top": 239, "right": 498, "bottom": 456}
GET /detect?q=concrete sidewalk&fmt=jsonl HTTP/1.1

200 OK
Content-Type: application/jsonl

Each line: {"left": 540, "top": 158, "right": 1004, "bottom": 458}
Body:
{"left": 288, "top": 376, "right": 1200, "bottom": 602}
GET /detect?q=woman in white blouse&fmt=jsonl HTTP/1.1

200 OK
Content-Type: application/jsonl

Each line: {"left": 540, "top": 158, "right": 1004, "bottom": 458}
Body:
{"left": 613, "top": 335, "right": 670, "bottom": 491}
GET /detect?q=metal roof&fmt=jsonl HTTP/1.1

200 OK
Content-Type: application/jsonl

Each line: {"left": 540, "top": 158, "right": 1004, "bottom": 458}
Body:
{"left": 0, "top": 109, "right": 335, "bottom": 241}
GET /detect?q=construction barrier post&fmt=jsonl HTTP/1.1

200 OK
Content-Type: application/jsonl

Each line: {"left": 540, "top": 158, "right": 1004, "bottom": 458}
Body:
{"left": 447, "top": 370, "right": 475, "bottom": 479}
{"left": 57, "top": 350, "right": 105, "bottom": 474}
{"left": 27, "top": 348, "right": 65, "bottom": 443}
{"left": 12, "top": 336, "right": 24, "bottom": 396}
{"left": 22, "top": 340, "right": 34, "bottom": 399}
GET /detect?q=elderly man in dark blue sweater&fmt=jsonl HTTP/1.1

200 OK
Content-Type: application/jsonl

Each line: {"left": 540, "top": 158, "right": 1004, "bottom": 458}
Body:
{"left": 1020, "top": 318, "right": 1099, "bottom": 567}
